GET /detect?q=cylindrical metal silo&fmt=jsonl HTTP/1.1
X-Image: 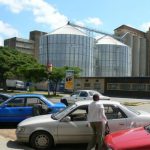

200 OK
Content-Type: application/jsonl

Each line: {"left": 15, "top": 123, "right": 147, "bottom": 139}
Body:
{"left": 39, "top": 24, "right": 95, "bottom": 77}
{"left": 95, "top": 36, "right": 132, "bottom": 77}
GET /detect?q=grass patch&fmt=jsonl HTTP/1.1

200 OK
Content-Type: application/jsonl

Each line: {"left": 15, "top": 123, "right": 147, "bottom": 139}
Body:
{"left": 123, "top": 102, "right": 143, "bottom": 106}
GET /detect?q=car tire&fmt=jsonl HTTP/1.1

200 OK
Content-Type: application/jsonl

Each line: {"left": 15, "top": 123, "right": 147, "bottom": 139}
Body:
{"left": 30, "top": 131, "right": 53, "bottom": 150}
{"left": 60, "top": 98, "right": 68, "bottom": 106}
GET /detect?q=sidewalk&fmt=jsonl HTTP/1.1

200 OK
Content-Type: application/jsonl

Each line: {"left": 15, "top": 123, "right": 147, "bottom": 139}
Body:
{"left": 0, "top": 135, "right": 33, "bottom": 150}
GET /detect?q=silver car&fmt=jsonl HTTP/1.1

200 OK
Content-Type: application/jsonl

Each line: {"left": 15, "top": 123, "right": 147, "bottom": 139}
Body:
{"left": 60, "top": 90, "right": 110, "bottom": 105}
{"left": 16, "top": 100, "right": 150, "bottom": 149}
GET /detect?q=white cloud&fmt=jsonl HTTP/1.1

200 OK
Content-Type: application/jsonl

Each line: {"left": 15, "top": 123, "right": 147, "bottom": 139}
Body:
{"left": 0, "top": 0, "right": 68, "bottom": 29}
{"left": 85, "top": 17, "right": 103, "bottom": 26}
{"left": 140, "top": 22, "right": 150, "bottom": 31}
{"left": 0, "top": 20, "right": 19, "bottom": 46}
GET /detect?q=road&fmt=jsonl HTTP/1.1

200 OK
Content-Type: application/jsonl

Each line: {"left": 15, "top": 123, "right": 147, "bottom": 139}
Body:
{"left": 0, "top": 96, "right": 150, "bottom": 150}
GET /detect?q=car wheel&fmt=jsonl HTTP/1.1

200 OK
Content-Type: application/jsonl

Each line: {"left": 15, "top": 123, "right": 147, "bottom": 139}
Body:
{"left": 60, "top": 98, "right": 68, "bottom": 106}
{"left": 30, "top": 131, "right": 53, "bottom": 150}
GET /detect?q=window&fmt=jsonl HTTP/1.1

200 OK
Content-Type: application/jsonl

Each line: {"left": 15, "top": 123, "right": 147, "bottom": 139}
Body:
{"left": 79, "top": 91, "right": 88, "bottom": 97}
{"left": 104, "top": 105, "right": 127, "bottom": 119}
{"left": 68, "top": 105, "right": 88, "bottom": 121}
{"left": 7, "top": 98, "right": 25, "bottom": 107}
{"left": 26, "top": 97, "right": 45, "bottom": 107}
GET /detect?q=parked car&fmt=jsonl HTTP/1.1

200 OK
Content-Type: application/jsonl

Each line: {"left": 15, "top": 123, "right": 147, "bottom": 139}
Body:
{"left": 60, "top": 90, "right": 110, "bottom": 105}
{"left": 0, "top": 94, "right": 66, "bottom": 123}
{"left": 16, "top": 100, "right": 150, "bottom": 149}
{"left": 0, "top": 93, "right": 12, "bottom": 103}
{"left": 104, "top": 124, "right": 150, "bottom": 150}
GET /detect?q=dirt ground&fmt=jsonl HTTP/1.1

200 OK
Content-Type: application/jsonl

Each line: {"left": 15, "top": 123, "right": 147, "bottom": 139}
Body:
{"left": 0, "top": 129, "right": 16, "bottom": 140}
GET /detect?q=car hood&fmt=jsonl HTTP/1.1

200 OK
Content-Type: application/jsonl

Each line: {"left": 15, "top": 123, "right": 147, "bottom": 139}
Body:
{"left": 18, "top": 114, "right": 54, "bottom": 126}
{"left": 105, "top": 127, "right": 150, "bottom": 149}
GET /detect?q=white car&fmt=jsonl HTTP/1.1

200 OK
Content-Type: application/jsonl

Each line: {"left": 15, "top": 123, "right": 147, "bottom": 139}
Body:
{"left": 16, "top": 100, "right": 150, "bottom": 150}
{"left": 60, "top": 90, "right": 110, "bottom": 105}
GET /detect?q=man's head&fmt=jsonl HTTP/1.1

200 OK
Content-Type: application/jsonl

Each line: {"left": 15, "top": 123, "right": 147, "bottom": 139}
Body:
{"left": 93, "top": 94, "right": 100, "bottom": 101}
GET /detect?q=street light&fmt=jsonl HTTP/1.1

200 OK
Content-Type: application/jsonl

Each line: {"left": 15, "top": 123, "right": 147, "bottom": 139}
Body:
{"left": 47, "top": 63, "right": 53, "bottom": 96}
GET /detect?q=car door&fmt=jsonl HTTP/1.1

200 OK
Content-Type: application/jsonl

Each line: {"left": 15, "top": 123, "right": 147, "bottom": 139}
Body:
{"left": 0, "top": 97, "right": 26, "bottom": 122}
{"left": 25, "top": 97, "right": 47, "bottom": 116}
{"left": 57, "top": 105, "right": 92, "bottom": 143}
{"left": 104, "top": 104, "right": 128, "bottom": 132}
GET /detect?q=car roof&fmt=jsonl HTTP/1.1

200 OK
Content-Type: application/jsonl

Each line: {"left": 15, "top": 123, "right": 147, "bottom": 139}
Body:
{"left": 77, "top": 90, "right": 98, "bottom": 92}
{"left": 75, "top": 100, "right": 120, "bottom": 106}
{"left": 12, "top": 94, "right": 44, "bottom": 98}
{"left": 0, "top": 93, "right": 11, "bottom": 97}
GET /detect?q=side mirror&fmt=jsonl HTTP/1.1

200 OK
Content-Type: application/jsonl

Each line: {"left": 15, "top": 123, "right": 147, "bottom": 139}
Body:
{"left": 61, "top": 116, "right": 71, "bottom": 122}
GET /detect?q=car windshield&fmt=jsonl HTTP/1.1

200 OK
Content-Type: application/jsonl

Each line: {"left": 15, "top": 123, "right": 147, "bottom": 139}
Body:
{"left": 127, "top": 106, "right": 140, "bottom": 115}
{"left": 52, "top": 104, "right": 77, "bottom": 120}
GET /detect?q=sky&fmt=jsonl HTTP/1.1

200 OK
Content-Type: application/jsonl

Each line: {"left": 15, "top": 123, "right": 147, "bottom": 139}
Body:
{"left": 1, "top": 0, "right": 150, "bottom": 46}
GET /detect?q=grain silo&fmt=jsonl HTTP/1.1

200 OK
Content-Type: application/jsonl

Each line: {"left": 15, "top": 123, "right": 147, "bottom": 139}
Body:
{"left": 39, "top": 24, "right": 95, "bottom": 77}
{"left": 95, "top": 35, "right": 132, "bottom": 77}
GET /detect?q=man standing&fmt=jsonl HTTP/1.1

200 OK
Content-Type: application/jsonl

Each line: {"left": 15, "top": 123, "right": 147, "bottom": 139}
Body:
{"left": 87, "top": 94, "right": 107, "bottom": 150}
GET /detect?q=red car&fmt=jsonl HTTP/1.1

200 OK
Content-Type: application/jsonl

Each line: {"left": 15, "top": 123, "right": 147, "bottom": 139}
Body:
{"left": 104, "top": 124, "right": 150, "bottom": 150}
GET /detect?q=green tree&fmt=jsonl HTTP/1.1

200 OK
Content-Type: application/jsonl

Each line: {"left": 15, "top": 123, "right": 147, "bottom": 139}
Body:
{"left": 49, "top": 66, "right": 81, "bottom": 95}
{"left": 0, "top": 46, "right": 45, "bottom": 90}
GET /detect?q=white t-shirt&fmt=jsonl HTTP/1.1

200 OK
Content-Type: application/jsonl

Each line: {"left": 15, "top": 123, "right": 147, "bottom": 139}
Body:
{"left": 87, "top": 101, "right": 107, "bottom": 123}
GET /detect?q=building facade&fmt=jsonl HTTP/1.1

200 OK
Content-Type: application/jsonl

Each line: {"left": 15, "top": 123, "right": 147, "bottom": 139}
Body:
{"left": 4, "top": 37, "right": 34, "bottom": 55}
{"left": 114, "top": 25, "right": 147, "bottom": 77}
{"left": 4, "top": 30, "right": 47, "bottom": 59}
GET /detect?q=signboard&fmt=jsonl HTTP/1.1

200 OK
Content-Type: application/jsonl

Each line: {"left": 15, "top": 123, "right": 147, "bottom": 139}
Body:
{"left": 65, "top": 70, "right": 74, "bottom": 90}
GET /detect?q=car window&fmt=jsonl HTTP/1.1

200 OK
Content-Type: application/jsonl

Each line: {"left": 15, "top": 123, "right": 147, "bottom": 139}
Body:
{"left": 68, "top": 105, "right": 88, "bottom": 121}
{"left": 7, "top": 98, "right": 25, "bottom": 107}
{"left": 79, "top": 91, "right": 88, "bottom": 97}
{"left": 71, "top": 91, "right": 80, "bottom": 96}
{"left": 26, "top": 97, "right": 45, "bottom": 106}
{"left": 89, "top": 91, "right": 94, "bottom": 96}
{"left": 104, "top": 104, "right": 127, "bottom": 119}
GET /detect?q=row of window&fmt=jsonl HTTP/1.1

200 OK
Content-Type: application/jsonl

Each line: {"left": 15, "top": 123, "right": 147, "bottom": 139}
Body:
{"left": 107, "top": 83, "right": 150, "bottom": 91}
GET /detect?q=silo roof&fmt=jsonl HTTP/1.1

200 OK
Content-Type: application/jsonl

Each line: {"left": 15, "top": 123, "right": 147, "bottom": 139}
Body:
{"left": 96, "top": 35, "right": 126, "bottom": 46}
{"left": 49, "top": 24, "right": 87, "bottom": 36}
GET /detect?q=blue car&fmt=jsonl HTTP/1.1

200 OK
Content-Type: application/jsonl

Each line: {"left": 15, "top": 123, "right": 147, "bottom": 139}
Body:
{"left": 0, "top": 94, "right": 66, "bottom": 123}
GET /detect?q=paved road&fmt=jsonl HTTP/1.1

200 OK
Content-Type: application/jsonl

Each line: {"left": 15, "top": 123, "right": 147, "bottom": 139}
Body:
{"left": 1, "top": 96, "right": 150, "bottom": 149}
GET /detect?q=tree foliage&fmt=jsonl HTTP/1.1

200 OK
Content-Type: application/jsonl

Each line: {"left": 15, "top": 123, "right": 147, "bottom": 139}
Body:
{"left": 0, "top": 47, "right": 45, "bottom": 90}
{"left": 48, "top": 66, "right": 81, "bottom": 95}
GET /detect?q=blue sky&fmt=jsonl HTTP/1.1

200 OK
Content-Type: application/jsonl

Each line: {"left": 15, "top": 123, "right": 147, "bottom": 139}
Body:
{"left": 0, "top": 0, "right": 150, "bottom": 46}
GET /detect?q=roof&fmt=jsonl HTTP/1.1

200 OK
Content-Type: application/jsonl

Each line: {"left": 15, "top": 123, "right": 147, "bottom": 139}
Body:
{"left": 76, "top": 100, "right": 120, "bottom": 106}
{"left": 48, "top": 24, "right": 87, "bottom": 36}
{"left": 12, "top": 94, "right": 44, "bottom": 98}
{"left": 114, "top": 25, "right": 145, "bottom": 36}
{"left": 96, "top": 35, "right": 126, "bottom": 46}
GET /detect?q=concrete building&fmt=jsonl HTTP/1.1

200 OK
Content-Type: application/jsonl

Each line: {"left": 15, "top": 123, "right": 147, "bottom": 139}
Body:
{"left": 29, "top": 30, "right": 47, "bottom": 58}
{"left": 114, "top": 25, "right": 147, "bottom": 77}
{"left": 146, "top": 28, "right": 150, "bottom": 76}
{"left": 4, "top": 30, "right": 47, "bottom": 59}
{"left": 4, "top": 37, "right": 34, "bottom": 55}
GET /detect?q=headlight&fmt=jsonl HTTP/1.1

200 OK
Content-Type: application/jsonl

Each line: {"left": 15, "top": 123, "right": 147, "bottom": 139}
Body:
{"left": 17, "top": 126, "right": 25, "bottom": 133}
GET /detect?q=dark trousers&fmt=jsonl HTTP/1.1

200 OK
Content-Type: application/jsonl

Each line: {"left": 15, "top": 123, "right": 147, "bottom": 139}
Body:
{"left": 87, "top": 122, "right": 105, "bottom": 150}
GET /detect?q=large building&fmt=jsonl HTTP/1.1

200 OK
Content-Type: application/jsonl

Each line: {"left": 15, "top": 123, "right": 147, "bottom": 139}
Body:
{"left": 114, "top": 25, "right": 147, "bottom": 77}
{"left": 4, "top": 37, "right": 34, "bottom": 55}
{"left": 4, "top": 24, "right": 150, "bottom": 77}
{"left": 4, "top": 30, "right": 47, "bottom": 59}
